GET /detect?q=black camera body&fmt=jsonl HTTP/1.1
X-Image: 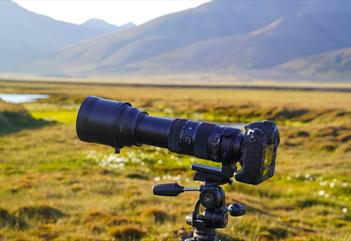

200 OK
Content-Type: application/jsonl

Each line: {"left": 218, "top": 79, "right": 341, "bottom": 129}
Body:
{"left": 236, "top": 121, "right": 280, "bottom": 185}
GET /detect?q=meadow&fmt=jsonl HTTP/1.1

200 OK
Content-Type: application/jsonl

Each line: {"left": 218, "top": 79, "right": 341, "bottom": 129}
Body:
{"left": 0, "top": 80, "right": 350, "bottom": 241}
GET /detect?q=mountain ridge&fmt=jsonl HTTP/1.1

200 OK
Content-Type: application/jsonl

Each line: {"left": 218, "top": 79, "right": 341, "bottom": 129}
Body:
{"left": 38, "top": 0, "right": 351, "bottom": 79}
{"left": 1, "top": 0, "right": 351, "bottom": 80}
{"left": 81, "top": 19, "right": 135, "bottom": 33}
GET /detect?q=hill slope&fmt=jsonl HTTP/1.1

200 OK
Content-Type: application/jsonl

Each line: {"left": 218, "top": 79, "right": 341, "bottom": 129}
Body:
{"left": 278, "top": 48, "right": 351, "bottom": 79}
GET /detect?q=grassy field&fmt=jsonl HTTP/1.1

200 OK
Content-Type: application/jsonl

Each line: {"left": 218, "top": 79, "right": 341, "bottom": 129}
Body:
{"left": 0, "top": 80, "right": 350, "bottom": 241}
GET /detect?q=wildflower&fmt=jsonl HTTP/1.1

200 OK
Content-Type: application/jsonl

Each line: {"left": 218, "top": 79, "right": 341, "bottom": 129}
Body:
{"left": 174, "top": 175, "right": 181, "bottom": 181}
{"left": 318, "top": 190, "right": 325, "bottom": 196}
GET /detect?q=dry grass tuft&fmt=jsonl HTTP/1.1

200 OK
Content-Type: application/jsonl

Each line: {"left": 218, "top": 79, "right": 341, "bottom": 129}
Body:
{"left": 142, "top": 207, "right": 172, "bottom": 223}
{"left": 109, "top": 225, "right": 145, "bottom": 241}
{"left": 84, "top": 210, "right": 134, "bottom": 229}
{"left": 16, "top": 205, "right": 65, "bottom": 223}
{"left": 0, "top": 208, "right": 17, "bottom": 228}
{"left": 29, "top": 224, "right": 61, "bottom": 240}
{"left": 125, "top": 173, "right": 150, "bottom": 180}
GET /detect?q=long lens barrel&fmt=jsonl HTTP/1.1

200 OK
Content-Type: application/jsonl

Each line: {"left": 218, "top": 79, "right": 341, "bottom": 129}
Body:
{"left": 76, "top": 96, "right": 242, "bottom": 162}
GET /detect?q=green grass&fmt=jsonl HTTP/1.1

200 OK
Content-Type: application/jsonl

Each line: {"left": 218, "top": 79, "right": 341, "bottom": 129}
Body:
{"left": 0, "top": 81, "right": 350, "bottom": 240}
{"left": 30, "top": 109, "right": 77, "bottom": 124}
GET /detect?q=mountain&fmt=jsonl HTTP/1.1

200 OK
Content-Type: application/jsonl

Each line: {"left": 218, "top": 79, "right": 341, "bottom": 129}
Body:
{"left": 39, "top": 0, "right": 351, "bottom": 79}
{"left": 43, "top": 1, "right": 305, "bottom": 74}
{"left": 118, "top": 22, "right": 136, "bottom": 31}
{"left": 136, "top": 10, "right": 351, "bottom": 72}
{"left": 82, "top": 19, "right": 119, "bottom": 33}
{"left": 2, "top": 0, "right": 351, "bottom": 80}
{"left": 81, "top": 19, "right": 135, "bottom": 33}
{"left": 0, "top": 0, "right": 106, "bottom": 71}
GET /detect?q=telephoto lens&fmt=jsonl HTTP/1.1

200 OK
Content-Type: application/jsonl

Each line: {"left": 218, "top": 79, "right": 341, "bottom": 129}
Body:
{"left": 76, "top": 96, "right": 242, "bottom": 161}
{"left": 76, "top": 96, "right": 280, "bottom": 185}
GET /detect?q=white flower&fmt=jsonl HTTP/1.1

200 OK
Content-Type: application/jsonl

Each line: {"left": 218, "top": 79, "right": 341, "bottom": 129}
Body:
{"left": 86, "top": 151, "right": 129, "bottom": 169}
{"left": 174, "top": 175, "right": 181, "bottom": 181}
{"left": 318, "top": 190, "right": 326, "bottom": 196}
{"left": 342, "top": 208, "right": 348, "bottom": 214}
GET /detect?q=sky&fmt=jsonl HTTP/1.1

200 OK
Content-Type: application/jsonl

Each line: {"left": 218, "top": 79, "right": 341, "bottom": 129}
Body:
{"left": 14, "top": 0, "right": 210, "bottom": 26}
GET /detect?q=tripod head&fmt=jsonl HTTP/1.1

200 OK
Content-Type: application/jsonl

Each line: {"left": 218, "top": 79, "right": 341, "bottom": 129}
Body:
{"left": 153, "top": 162, "right": 247, "bottom": 241}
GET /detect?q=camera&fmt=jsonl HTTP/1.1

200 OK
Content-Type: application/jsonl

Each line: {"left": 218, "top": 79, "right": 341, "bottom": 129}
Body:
{"left": 76, "top": 96, "right": 280, "bottom": 185}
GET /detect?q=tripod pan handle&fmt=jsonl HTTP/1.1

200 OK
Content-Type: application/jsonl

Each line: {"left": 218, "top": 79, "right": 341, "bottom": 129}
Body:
{"left": 153, "top": 183, "right": 184, "bottom": 196}
{"left": 228, "top": 203, "right": 246, "bottom": 216}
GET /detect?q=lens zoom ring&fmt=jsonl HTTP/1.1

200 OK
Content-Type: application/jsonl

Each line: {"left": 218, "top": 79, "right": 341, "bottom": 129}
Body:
{"left": 168, "top": 119, "right": 187, "bottom": 153}
{"left": 194, "top": 123, "right": 215, "bottom": 159}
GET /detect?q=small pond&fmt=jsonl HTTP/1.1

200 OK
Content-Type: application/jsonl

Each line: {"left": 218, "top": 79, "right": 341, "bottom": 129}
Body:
{"left": 0, "top": 93, "right": 48, "bottom": 104}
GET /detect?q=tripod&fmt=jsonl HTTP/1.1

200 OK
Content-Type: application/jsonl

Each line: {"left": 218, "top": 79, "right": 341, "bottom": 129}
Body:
{"left": 153, "top": 162, "right": 246, "bottom": 241}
